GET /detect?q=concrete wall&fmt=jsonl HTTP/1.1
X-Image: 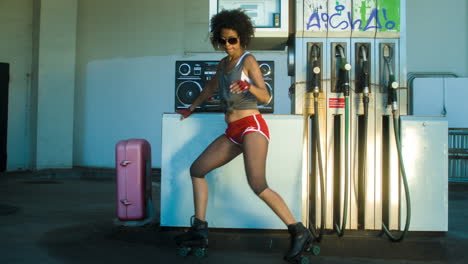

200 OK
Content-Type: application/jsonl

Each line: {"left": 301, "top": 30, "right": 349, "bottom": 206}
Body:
{"left": 1, "top": 0, "right": 467, "bottom": 171}
{"left": 407, "top": 0, "right": 468, "bottom": 77}
{"left": 73, "top": 0, "right": 291, "bottom": 168}
{"left": 73, "top": 0, "right": 207, "bottom": 169}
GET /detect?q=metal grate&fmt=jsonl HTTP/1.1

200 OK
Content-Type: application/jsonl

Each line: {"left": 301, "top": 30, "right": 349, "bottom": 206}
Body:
{"left": 449, "top": 128, "right": 468, "bottom": 182}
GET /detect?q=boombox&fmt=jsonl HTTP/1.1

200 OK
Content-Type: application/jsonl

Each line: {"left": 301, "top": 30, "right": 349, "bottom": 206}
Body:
{"left": 175, "top": 60, "right": 274, "bottom": 113}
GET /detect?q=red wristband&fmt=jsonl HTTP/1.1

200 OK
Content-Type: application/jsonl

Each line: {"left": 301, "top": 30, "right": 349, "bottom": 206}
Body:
{"left": 236, "top": 80, "right": 250, "bottom": 92}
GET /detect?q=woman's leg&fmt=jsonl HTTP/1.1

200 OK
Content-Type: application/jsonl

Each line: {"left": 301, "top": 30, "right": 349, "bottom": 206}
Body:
{"left": 243, "top": 132, "right": 312, "bottom": 261}
{"left": 242, "top": 132, "right": 296, "bottom": 226}
{"left": 190, "top": 135, "right": 242, "bottom": 221}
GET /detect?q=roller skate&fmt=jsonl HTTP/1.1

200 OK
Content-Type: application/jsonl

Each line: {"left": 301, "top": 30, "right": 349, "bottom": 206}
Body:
{"left": 284, "top": 222, "right": 319, "bottom": 264}
{"left": 175, "top": 216, "right": 208, "bottom": 258}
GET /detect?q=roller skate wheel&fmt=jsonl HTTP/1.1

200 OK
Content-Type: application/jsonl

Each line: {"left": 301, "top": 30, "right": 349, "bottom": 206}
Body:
{"left": 312, "top": 245, "right": 321, "bottom": 256}
{"left": 177, "top": 247, "right": 190, "bottom": 257}
{"left": 300, "top": 256, "right": 310, "bottom": 264}
{"left": 194, "top": 248, "right": 207, "bottom": 258}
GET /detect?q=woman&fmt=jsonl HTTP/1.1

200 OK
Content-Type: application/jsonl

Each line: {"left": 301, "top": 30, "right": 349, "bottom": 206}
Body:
{"left": 175, "top": 9, "right": 312, "bottom": 261}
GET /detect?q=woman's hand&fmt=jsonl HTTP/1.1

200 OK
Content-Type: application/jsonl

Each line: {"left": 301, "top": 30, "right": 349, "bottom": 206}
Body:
{"left": 176, "top": 107, "right": 193, "bottom": 120}
{"left": 230, "top": 80, "right": 250, "bottom": 94}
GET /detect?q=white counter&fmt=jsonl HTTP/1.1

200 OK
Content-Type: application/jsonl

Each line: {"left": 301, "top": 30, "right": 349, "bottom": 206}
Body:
{"left": 160, "top": 113, "right": 304, "bottom": 229}
{"left": 400, "top": 116, "right": 448, "bottom": 231}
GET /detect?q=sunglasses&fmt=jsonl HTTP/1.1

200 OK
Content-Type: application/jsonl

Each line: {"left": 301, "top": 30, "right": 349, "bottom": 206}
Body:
{"left": 218, "top": 37, "right": 239, "bottom": 45}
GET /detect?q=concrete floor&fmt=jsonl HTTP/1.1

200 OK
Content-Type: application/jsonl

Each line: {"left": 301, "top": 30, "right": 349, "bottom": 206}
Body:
{"left": 1, "top": 168, "right": 467, "bottom": 264}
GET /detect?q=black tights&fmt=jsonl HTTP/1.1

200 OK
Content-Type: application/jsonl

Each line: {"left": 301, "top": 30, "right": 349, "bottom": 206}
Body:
{"left": 190, "top": 132, "right": 269, "bottom": 195}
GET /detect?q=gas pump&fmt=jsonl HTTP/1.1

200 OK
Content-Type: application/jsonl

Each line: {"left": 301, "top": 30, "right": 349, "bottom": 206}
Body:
{"left": 354, "top": 43, "right": 372, "bottom": 230}
{"left": 309, "top": 44, "right": 325, "bottom": 241}
{"left": 303, "top": 43, "right": 325, "bottom": 254}
{"left": 380, "top": 44, "right": 411, "bottom": 242}
{"left": 292, "top": 0, "right": 411, "bottom": 242}
{"left": 332, "top": 44, "right": 352, "bottom": 237}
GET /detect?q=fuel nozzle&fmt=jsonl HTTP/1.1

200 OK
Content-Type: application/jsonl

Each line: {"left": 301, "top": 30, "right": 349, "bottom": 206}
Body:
{"left": 311, "top": 44, "right": 321, "bottom": 97}
{"left": 336, "top": 45, "right": 351, "bottom": 96}
{"left": 359, "top": 45, "right": 370, "bottom": 97}
{"left": 383, "top": 45, "right": 398, "bottom": 111}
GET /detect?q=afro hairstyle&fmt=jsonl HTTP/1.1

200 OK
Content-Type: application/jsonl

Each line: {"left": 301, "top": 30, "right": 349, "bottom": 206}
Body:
{"left": 210, "top": 9, "right": 255, "bottom": 48}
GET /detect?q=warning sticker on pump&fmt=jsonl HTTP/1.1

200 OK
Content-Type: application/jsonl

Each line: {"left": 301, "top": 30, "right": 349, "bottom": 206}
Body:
{"left": 329, "top": 98, "right": 345, "bottom": 108}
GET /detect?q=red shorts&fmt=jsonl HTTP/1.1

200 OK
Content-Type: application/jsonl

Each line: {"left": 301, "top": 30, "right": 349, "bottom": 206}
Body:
{"left": 225, "top": 114, "right": 270, "bottom": 145}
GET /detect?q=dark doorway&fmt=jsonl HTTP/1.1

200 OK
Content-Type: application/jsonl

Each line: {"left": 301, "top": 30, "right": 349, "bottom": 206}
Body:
{"left": 0, "top": 63, "right": 9, "bottom": 172}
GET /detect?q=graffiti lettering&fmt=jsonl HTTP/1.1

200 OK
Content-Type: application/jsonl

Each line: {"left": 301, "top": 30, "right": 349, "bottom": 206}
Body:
{"left": 306, "top": 5, "right": 397, "bottom": 31}
{"left": 329, "top": 5, "right": 349, "bottom": 29}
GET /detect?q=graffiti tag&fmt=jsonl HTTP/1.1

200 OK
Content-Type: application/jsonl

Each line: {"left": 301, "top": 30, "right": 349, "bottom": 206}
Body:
{"left": 307, "top": 5, "right": 396, "bottom": 31}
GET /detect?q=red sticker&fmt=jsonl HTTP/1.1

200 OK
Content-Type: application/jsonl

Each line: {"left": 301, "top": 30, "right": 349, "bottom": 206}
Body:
{"left": 329, "top": 98, "right": 345, "bottom": 108}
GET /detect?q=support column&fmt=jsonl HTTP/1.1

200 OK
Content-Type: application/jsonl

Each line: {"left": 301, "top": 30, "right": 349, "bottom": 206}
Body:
{"left": 33, "top": 0, "right": 77, "bottom": 169}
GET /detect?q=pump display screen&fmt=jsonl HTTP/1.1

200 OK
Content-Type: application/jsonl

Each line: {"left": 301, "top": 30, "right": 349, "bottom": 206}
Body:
{"left": 217, "top": 0, "right": 281, "bottom": 28}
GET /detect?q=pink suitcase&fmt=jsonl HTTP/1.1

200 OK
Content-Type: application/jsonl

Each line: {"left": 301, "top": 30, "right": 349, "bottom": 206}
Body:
{"left": 115, "top": 139, "right": 152, "bottom": 221}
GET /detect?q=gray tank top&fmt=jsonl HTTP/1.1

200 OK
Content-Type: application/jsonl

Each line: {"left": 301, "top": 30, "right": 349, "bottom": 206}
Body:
{"left": 218, "top": 52, "right": 258, "bottom": 113}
